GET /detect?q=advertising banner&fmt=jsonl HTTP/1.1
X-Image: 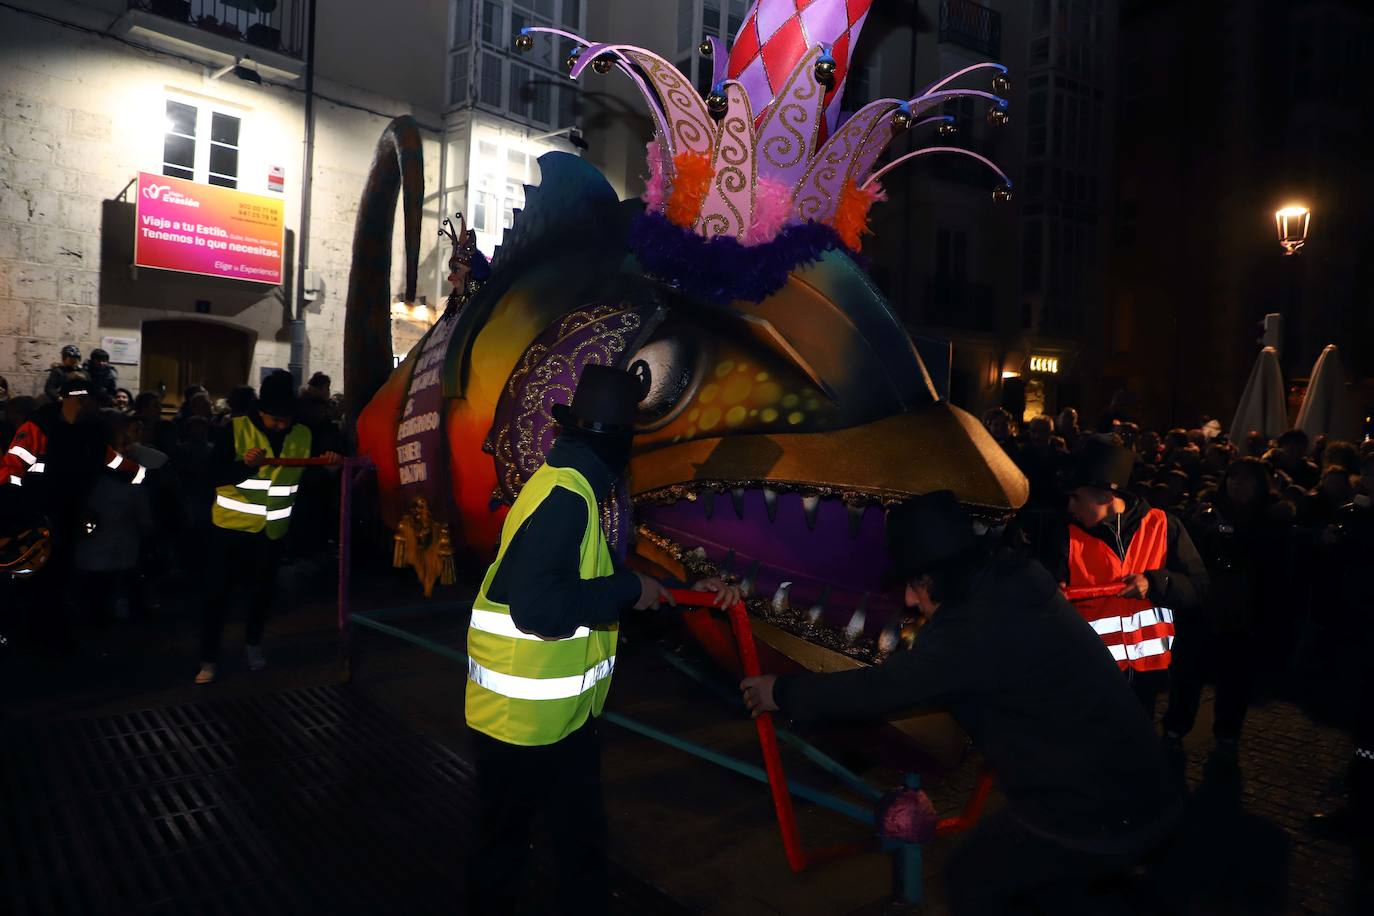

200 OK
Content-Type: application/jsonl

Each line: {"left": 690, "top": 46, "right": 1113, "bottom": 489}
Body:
{"left": 134, "top": 171, "right": 284, "bottom": 284}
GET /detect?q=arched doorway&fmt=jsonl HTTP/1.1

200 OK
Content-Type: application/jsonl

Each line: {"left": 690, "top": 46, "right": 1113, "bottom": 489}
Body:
{"left": 140, "top": 320, "right": 255, "bottom": 406}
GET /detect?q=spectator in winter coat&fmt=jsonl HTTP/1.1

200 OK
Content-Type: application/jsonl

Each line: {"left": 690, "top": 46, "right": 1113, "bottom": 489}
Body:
{"left": 72, "top": 410, "right": 154, "bottom": 620}
{"left": 42, "top": 344, "right": 83, "bottom": 403}
{"left": 1269, "top": 429, "right": 1320, "bottom": 489}
{"left": 83, "top": 348, "right": 119, "bottom": 406}
{"left": 1164, "top": 458, "right": 1294, "bottom": 757}
{"left": 742, "top": 492, "right": 1181, "bottom": 915}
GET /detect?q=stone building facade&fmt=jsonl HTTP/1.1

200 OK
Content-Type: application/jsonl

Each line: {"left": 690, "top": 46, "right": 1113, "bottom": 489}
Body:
{"left": 0, "top": 0, "right": 447, "bottom": 404}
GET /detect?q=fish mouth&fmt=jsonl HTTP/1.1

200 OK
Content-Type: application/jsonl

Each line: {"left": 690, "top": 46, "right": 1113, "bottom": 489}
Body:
{"left": 633, "top": 481, "right": 907, "bottom": 662}
{"left": 629, "top": 405, "right": 1028, "bottom": 663}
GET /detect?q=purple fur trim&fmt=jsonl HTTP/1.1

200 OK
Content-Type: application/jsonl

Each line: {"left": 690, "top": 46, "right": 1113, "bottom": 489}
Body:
{"left": 630, "top": 211, "right": 852, "bottom": 303}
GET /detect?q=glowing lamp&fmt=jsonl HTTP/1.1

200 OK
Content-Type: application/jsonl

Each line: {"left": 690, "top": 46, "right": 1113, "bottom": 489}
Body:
{"left": 1275, "top": 205, "right": 1310, "bottom": 256}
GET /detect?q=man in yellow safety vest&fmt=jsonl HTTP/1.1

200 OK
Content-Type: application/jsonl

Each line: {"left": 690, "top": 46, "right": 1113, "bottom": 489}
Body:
{"left": 195, "top": 370, "right": 339, "bottom": 685}
{"left": 465, "top": 365, "right": 738, "bottom": 915}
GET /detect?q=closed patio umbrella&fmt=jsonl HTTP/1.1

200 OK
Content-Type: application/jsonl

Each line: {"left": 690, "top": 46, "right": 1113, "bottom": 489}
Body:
{"left": 1231, "top": 346, "right": 1287, "bottom": 441}
{"left": 1295, "top": 344, "right": 1359, "bottom": 442}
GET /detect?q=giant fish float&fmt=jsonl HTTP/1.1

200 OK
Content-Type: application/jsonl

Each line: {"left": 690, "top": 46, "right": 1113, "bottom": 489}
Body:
{"left": 346, "top": 1, "right": 1027, "bottom": 767}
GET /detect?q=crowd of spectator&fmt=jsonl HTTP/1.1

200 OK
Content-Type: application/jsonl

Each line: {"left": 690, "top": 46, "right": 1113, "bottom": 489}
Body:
{"left": 1, "top": 343, "right": 345, "bottom": 654}
{"left": 986, "top": 403, "right": 1374, "bottom": 766}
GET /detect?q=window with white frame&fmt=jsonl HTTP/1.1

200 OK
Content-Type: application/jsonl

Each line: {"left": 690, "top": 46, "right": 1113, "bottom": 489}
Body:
{"left": 162, "top": 98, "right": 242, "bottom": 188}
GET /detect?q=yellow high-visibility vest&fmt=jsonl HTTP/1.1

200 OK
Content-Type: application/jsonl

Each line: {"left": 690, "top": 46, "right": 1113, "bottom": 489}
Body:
{"left": 211, "top": 416, "right": 311, "bottom": 540}
{"left": 465, "top": 463, "right": 618, "bottom": 746}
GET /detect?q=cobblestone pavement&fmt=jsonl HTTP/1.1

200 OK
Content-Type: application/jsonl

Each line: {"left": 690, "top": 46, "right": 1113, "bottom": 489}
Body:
{"left": 1181, "top": 692, "right": 1364, "bottom": 916}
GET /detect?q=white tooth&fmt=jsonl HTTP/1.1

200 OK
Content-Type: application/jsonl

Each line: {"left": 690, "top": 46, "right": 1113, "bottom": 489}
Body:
{"left": 802, "top": 495, "right": 820, "bottom": 531}
{"left": 740, "top": 560, "right": 760, "bottom": 598}
{"left": 844, "top": 593, "right": 871, "bottom": 641}
{"left": 731, "top": 488, "right": 746, "bottom": 518}
{"left": 771, "top": 581, "right": 793, "bottom": 614}
{"left": 848, "top": 503, "right": 866, "bottom": 539}
{"left": 702, "top": 490, "right": 716, "bottom": 519}
{"left": 806, "top": 586, "right": 830, "bottom": 624}
{"left": 763, "top": 488, "right": 779, "bottom": 522}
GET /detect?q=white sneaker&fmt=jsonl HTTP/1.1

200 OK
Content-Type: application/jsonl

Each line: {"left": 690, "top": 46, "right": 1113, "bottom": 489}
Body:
{"left": 245, "top": 645, "right": 266, "bottom": 671}
{"left": 195, "top": 663, "right": 217, "bottom": 685}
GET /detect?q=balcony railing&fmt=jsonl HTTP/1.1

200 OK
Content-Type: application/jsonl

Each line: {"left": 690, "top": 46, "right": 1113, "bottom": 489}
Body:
{"left": 130, "top": 0, "right": 306, "bottom": 58}
{"left": 939, "top": 0, "right": 1002, "bottom": 60}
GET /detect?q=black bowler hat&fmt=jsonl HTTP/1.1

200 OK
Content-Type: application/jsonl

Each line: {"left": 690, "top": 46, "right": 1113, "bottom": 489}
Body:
{"left": 886, "top": 490, "right": 976, "bottom": 583}
{"left": 1067, "top": 437, "right": 1134, "bottom": 492}
{"left": 257, "top": 370, "right": 297, "bottom": 417}
{"left": 551, "top": 365, "right": 640, "bottom": 437}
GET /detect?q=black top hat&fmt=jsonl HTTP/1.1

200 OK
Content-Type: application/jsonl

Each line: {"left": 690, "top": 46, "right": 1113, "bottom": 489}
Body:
{"left": 60, "top": 373, "right": 92, "bottom": 399}
{"left": 257, "top": 370, "right": 297, "bottom": 417}
{"left": 886, "top": 490, "right": 976, "bottom": 583}
{"left": 551, "top": 365, "right": 640, "bottom": 437}
{"left": 1066, "top": 437, "right": 1134, "bottom": 492}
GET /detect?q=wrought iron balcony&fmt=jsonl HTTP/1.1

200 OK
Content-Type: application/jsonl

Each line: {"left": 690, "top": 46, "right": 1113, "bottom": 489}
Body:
{"left": 939, "top": 0, "right": 1002, "bottom": 60}
{"left": 128, "top": 0, "right": 307, "bottom": 59}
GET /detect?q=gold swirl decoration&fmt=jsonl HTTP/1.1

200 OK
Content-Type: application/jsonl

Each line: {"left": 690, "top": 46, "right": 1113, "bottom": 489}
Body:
{"left": 498, "top": 304, "right": 642, "bottom": 499}
{"left": 756, "top": 46, "right": 824, "bottom": 177}
{"left": 627, "top": 50, "right": 712, "bottom": 157}
{"left": 793, "top": 106, "right": 879, "bottom": 221}
{"left": 698, "top": 83, "right": 754, "bottom": 239}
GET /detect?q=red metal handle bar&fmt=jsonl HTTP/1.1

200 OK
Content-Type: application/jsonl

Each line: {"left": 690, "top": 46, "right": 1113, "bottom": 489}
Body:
{"left": 667, "top": 589, "right": 809, "bottom": 872}
{"left": 1062, "top": 584, "right": 1124, "bottom": 601}
{"left": 260, "top": 456, "right": 345, "bottom": 466}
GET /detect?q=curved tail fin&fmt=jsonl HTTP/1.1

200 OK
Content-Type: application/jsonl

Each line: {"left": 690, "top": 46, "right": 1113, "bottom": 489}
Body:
{"left": 344, "top": 116, "right": 423, "bottom": 422}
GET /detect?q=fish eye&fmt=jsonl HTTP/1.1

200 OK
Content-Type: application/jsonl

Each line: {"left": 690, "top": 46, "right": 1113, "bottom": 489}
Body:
{"left": 628, "top": 335, "right": 698, "bottom": 429}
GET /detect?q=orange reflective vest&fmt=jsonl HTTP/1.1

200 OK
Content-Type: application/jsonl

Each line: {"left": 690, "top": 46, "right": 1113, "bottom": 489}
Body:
{"left": 1068, "top": 508, "right": 1176, "bottom": 672}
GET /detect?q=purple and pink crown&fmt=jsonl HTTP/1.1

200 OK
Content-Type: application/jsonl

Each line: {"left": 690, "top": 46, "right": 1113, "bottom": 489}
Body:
{"left": 516, "top": 0, "right": 1011, "bottom": 302}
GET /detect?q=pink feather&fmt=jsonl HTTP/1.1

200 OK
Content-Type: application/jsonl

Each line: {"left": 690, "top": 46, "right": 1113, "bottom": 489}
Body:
{"left": 642, "top": 139, "right": 667, "bottom": 210}
{"left": 744, "top": 177, "right": 792, "bottom": 246}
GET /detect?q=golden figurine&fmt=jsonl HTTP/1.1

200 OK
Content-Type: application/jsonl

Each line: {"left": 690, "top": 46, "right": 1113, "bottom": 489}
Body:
{"left": 392, "top": 497, "right": 456, "bottom": 597}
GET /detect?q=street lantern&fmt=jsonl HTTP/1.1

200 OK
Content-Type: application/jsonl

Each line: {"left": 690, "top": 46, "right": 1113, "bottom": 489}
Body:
{"left": 1275, "top": 204, "right": 1311, "bottom": 255}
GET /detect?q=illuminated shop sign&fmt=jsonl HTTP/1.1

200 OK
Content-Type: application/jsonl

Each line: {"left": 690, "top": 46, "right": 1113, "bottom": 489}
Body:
{"left": 1029, "top": 355, "right": 1060, "bottom": 374}
{"left": 134, "top": 171, "right": 284, "bottom": 284}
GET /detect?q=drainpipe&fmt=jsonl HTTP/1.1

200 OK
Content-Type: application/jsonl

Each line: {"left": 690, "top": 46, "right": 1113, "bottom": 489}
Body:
{"left": 289, "top": 0, "right": 318, "bottom": 387}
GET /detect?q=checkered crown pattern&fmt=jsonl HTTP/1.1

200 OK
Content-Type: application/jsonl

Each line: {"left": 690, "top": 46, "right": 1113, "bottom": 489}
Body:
{"left": 516, "top": 0, "right": 1011, "bottom": 257}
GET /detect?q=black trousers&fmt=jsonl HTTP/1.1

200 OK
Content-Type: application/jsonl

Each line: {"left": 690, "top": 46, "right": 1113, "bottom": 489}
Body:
{"left": 1163, "top": 610, "right": 1253, "bottom": 741}
{"left": 198, "top": 526, "right": 281, "bottom": 663}
{"left": 467, "top": 719, "right": 608, "bottom": 916}
{"left": 1128, "top": 668, "right": 1168, "bottom": 722}
{"left": 946, "top": 810, "right": 1148, "bottom": 916}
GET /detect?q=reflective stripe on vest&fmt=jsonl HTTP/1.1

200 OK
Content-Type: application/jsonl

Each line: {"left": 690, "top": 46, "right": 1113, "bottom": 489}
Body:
{"left": 211, "top": 416, "right": 310, "bottom": 540}
{"left": 467, "top": 657, "right": 615, "bottom": 701}
{"left": 8, "top": 445, "right": 36, "bottom": 465}
{"left": 1068, "top": 508, "right": 1177, "bottom": 672}
{"left": 465, "top": 463, "right": 618, "bottom": 747}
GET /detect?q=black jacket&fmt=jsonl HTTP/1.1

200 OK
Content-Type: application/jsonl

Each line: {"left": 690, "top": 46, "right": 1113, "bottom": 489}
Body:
{"left": 42, "top": 364, "right": 70, "bottom": 403}
{"left": 485, "top": 436, "right": 641, "bottom": 639}
{"left": 774, "top": 550, "right": 1180, "bottom": 848}
{"left": 1047, "top": 494, "right": 1208, "bottom": 611}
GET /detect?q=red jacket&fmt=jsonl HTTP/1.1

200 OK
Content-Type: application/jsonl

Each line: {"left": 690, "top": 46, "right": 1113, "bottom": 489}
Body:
{"left": 1068, "top": 508, "right": 1176, "bottom": 672}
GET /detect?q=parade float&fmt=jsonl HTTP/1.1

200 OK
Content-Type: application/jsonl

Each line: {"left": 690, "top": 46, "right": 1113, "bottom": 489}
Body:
{"left": 340, "top": 0, "right": 1025, "bottom": 891}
